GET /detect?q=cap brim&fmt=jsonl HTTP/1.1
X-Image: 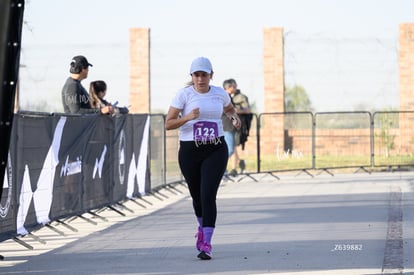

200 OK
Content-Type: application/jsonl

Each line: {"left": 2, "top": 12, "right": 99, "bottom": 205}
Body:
{"left": 190, "top": 68, "right": 211, "bottom": 74}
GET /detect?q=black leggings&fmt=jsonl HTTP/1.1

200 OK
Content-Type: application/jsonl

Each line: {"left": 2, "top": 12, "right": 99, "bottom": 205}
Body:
{"left": 178, "top": 137, "right": 228, "bottom": 227}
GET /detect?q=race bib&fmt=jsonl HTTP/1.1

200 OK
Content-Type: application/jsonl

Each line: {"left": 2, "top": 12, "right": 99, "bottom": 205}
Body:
{"left": 193, "top": 121, "right": 219, "bottom": 141}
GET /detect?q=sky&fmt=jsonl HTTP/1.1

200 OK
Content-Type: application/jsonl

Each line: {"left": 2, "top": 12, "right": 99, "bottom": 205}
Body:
{"left": 19, "top": 0, "right": 414, "bottom": 113}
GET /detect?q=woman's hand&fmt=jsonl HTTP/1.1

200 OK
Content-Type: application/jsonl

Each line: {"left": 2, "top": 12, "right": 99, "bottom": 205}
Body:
{"left": 100, "top": 105, "right": 114, "bottom": 115}
{"left": 231, "top": 115, "right": 241, "bottom": 130}
{"left": 224, "top": 103, "right": 241, "bottom": 130}
{"left": 186, "top": 108, "right": 200, "bottom": 120}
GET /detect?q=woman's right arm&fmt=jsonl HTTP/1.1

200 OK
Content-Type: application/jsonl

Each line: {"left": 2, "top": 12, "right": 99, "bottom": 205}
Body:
{"left": 165, "top": 106, "right": 199, "bottom": 130}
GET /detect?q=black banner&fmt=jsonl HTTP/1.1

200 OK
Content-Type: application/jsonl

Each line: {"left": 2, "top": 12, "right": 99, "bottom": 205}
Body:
{"left": 0, "top": 0, "right": 24, "bottom": 198}
{"left": 0, "top": 113, "right": 150, "bottom": 241}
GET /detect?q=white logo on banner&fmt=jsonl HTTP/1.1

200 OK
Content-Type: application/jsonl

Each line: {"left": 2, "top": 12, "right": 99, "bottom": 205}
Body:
{"left": 126, "top": 116, "right": 150, "bottom": 197}
{"left": 60, "top": 156, "right": 82, "bottom": 176}
{"left": 93, "top": 145, "right": 107, "bottom": 179}
{"left": 0, "top": 152, "right": 13, "bottom": 218}
{"left": 16, "top": 117, "right": 66, "bottom": 235}
{"left": 118, "top": 130, "right": 126, "bottom": 184}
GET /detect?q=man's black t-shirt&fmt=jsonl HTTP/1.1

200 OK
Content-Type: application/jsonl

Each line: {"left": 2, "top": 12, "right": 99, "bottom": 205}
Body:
{"left": 61, "top": 77, "right": 97, "bottom": 114}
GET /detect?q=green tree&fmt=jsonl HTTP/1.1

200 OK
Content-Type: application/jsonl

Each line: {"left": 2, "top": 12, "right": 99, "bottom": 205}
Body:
{"left": 284, "top": 85, "right": 313, "bottom": 112}
{"left": 284, "top": 85, "right": 313, "bottom": 129}
{"left": 375, "top": 111, "right": 397, "bottom": 158}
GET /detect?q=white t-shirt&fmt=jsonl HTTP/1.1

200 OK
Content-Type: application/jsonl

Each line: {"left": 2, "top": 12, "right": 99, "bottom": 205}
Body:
{"left": 170, "top": 85, "right": 231, "bottom": 141}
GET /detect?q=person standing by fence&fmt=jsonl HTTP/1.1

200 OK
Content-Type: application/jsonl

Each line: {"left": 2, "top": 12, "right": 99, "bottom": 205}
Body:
{"left": 165, "top": 57, "right": 241, "bottom": 260}
{"left": 221, "top": 79, "right": 252, "bottom": 176}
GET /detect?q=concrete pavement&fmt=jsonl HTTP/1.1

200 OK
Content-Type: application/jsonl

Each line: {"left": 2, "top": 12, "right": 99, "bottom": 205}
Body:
{"left": 1, "top": 171, "right": 414, "bottom": 274}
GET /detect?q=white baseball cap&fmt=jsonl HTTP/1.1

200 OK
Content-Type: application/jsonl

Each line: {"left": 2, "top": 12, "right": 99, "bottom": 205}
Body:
{"left": 189, "top": 57, "right": 213, "bottom": 75}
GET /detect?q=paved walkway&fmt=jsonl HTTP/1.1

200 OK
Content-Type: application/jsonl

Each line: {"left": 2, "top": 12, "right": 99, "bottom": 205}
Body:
{"left": 1, "top": 171, "right": 414, "bottom": 274}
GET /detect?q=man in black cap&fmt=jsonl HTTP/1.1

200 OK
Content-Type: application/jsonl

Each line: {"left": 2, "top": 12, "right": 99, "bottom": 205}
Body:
{"left": 61, "top": 55, "right": 113, "bottom": 114}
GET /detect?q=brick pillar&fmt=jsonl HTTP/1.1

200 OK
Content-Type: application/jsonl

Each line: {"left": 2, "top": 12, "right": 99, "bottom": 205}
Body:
{"left": 398, "top": 23, "right": 414, "bottom": 153}
{"left": 263, "top": 27, "right": 284, "bottom": 113}
{"left": 129, "top": 28, "right": 150, "bottom": 113}
{"left": 399, "top": 23, "right": 414, "bottom": 111}
{"left": 261, "top": 28, "right": 285, "bottom": 156}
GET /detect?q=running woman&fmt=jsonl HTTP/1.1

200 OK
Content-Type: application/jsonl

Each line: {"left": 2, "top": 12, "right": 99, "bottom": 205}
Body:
{"left": 165, "top": 57, "right": 241, "bottom": 260}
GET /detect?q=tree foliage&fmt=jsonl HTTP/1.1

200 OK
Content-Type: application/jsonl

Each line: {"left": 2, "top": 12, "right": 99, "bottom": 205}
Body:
{"left": 284, "top": 85, "right": 313, "bottom": 112}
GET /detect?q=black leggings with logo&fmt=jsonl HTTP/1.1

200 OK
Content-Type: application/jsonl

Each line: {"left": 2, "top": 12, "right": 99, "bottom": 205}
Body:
{"left": 178, "top": 136, "right": 228, "bottom": 227}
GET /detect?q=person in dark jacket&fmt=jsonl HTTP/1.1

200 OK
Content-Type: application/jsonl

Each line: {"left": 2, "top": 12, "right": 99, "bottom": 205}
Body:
{"left": 221, "top": 79, "right": 251, "bottom": 176}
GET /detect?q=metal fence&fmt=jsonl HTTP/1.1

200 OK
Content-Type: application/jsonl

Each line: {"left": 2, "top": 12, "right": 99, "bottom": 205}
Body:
{"left": 1, "top": 111, "right": 412, "bottom": 245}
{"left": 152, "top": 111, "right": 414, "bottom": 186}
